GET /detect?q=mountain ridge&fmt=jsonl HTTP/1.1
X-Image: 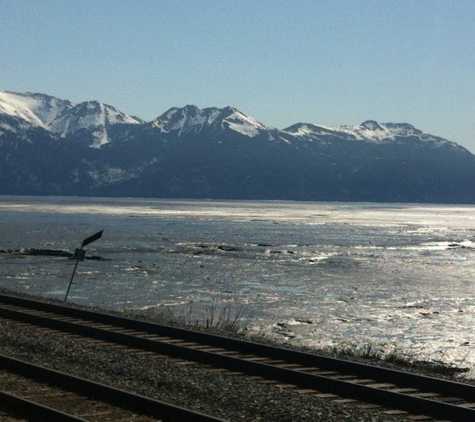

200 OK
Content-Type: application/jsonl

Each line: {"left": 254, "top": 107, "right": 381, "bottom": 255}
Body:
{"left": 0, "top": 90, "right": 474, "bottom": 203}
{"left": 1, "top": 90, "right": 458, "bottom": 149}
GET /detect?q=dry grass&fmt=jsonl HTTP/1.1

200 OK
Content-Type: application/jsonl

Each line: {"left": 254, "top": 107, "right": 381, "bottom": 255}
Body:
{"left": 325, "top": 342, "right": 470, "bottom": 378}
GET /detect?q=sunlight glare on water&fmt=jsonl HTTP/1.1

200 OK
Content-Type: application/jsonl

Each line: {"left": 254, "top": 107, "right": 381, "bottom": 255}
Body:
{"left": 1, "top": 196, "right": 475, "bottom": 375}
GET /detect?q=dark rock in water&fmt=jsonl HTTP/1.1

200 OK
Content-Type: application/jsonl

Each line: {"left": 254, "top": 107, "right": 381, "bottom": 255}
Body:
{"left": 218, "top": 245, "right": 238, "bottom": 252}
{"left": 28, "top": 249, "right": 72, "bottom": 257}
{"left": 3, "top": 248, "right": 106, "bottom": 260}
{"left": 296, "top": 319, "right": 313, "bottom": 324}
{"left": 87, "top": 255, "right": 105, "bottom": 261}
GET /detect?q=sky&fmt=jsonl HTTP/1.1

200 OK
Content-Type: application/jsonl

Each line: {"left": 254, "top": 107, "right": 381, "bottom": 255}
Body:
{"left": 1, "top": 0, "right": 475, "bottom": 151}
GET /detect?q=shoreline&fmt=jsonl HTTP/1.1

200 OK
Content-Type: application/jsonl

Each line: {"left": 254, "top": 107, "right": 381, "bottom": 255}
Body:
{"left": 0, "top": 286, "right": 472, "bottom": 384}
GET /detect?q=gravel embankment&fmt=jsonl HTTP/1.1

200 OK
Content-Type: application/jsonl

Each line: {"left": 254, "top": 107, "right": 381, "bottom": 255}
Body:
{"left": 0, "top": 319, "right": 411, "bottom": 422}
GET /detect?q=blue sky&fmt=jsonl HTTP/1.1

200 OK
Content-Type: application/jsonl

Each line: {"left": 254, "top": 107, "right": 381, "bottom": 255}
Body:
{"left": 2, "top": 0, "right": 475, "bottom": 151}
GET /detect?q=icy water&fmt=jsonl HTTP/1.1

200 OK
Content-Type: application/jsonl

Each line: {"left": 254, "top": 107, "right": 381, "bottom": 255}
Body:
{"left": 1, "top": 196, "right": 475, "bottom": 376}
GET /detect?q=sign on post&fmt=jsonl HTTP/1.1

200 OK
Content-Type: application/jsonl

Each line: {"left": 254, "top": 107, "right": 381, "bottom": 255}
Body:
{"left": 81, "top": 230, "right": 103, "bottom": 248}
{"left": 72, "top": 248, "right": 86, "bottom": 261}
{"left": 64, "top": 230, "right": 104, "bottom": 302}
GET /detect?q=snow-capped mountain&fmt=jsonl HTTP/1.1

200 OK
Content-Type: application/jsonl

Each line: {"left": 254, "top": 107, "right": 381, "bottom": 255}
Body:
{"left": 1, "top": 90, "right": 475, "bottom": 203}
{"left": 149, "top": 104, "right": 271, "bottom": 138}
{"left": 283, "top": 120, "right": 463, "bottom": 149}
{"left": 0, "top": 91, "right": 73, "bottom": 132}
{"left": 0, "top": 91, "right": 141, "bottom": 147}
{"left": 50, "top": 101, "right": 142, "bottom": 148}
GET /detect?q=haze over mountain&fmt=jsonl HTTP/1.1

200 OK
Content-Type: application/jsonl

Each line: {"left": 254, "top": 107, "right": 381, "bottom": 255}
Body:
{"left": 1, "top": 91, "right": 474, "bottom": 204}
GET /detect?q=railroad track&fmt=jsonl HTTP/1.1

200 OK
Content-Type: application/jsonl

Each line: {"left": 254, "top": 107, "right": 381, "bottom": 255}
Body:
{"left": 0, "top": 293, "right": 474, "bottom": 421}
{"left": 0, "top": 354, "right": 223, "bottom": 421}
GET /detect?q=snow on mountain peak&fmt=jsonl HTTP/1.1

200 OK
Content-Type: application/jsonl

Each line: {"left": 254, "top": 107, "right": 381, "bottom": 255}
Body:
{"left": 220, "top": 106, "right": 270, "bottom": 136}
{"left": 150, "top": 105, "right": 269, "bottom": 137}
{"left": 151, "top": 104, "right": 219, "bottom": 133}
{"left": 360, "top": 120, "right": 384, "bottom": 131}
{"left": 49, "top": 100, "right": 142, "bottom": 148}
{"left": 351, "top": 120, "right": 427, "bottom": 141}
{"left": 0, "top": 91, "right": 73, "bottom": 130}
{"left": 1, "top": 91, "right": 461, "bottom": 151}
{"left": 284, "top": 120, "right": 427, "bottom": 143}
{"left": 282, "top": 123, "right": 335, "bottom": 137}
{"left": 0, "top": 91, "right": 141, "bottom": 148}
{"left": 51, "top": 101, "right": 139, "bottom": 131}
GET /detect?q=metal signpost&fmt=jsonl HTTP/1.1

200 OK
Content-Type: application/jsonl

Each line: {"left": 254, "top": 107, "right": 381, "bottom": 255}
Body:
{"left": 64, "top": 230, "right": 104, "bottom": 302}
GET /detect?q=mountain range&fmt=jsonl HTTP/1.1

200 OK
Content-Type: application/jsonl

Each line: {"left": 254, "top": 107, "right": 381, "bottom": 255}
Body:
{"left": 1, "top": 90, "right": 474, "bottom": 203}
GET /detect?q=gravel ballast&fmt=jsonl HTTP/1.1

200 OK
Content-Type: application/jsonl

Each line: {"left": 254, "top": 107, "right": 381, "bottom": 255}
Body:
{"left": 0, "top": 319, "right": 413, "bottom": 422}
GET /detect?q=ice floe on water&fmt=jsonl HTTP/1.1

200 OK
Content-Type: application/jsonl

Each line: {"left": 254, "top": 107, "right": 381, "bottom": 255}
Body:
{"left": 1, "top": 196, "right": 475, "bottom": 376}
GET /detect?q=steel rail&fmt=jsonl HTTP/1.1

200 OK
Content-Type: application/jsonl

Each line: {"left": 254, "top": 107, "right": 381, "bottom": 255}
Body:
{"left": 0, "top": 354, "right": 226, "bottom": 422}
{"left": 1, "top": 294, "right": 475, "bottom": 421}
{"left": 0, "top": 293, "right": 472, "bottom": 397}
{"left": 0, "top": 390, "right": 89, "bottom": 422}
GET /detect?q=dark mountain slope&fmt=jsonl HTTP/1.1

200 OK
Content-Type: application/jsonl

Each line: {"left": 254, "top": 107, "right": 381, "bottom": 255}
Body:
{"left": 1, "top": 91, "right": 474, "bottom": 203}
